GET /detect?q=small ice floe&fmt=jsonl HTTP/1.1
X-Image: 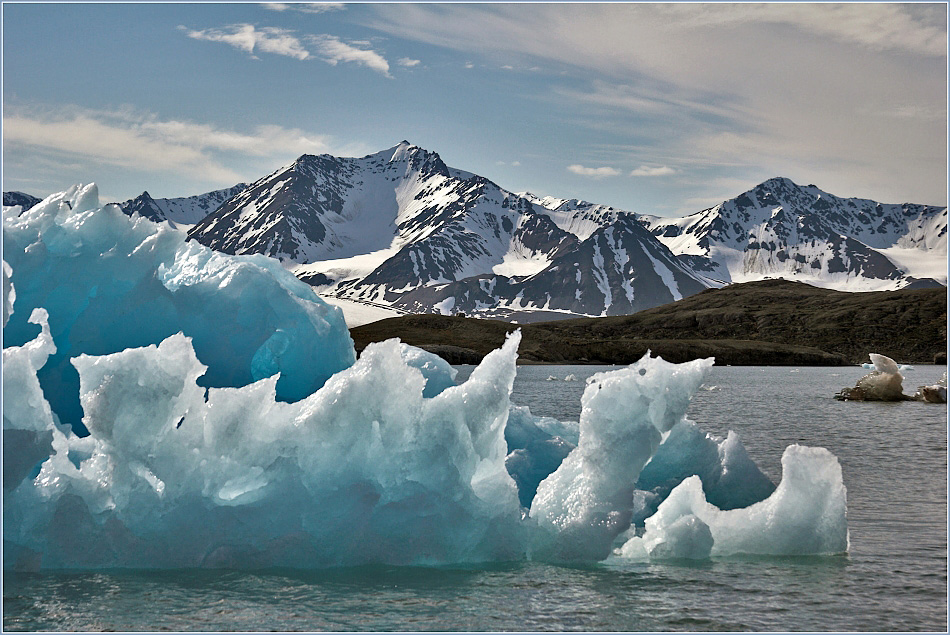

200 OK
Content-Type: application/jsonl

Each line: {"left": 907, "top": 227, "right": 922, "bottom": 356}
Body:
{"left": 563, "top": 374, "right": 578, "bottom": 382}
{"left": 915, "top": 371, "right": 948, "bottom": 404}
{"left": 836, "top": 354, "right": 944, "bottom": 403}
{"left": 899, "top": 364, "right": 915, "bottom": 372}
{"left": 702, "top": 385, "right": 720, "bottom": 392}
{"left": 546, "top": 375, "right": 558, "bottom": 381}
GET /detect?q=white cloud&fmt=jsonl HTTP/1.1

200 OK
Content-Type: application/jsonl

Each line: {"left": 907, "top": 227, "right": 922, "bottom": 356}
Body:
{"left": 307, "top": 34, "right": 391, "bottom": 76}
{"left": 631, "top": 165, "right": 676, "bottom": 177}
{"left": 397, "top": 57, "right": 421, "bottom": 67}
{"left": 567, "top": 164, "right": 620, "bottom": 179}
{"left": 261, "top": 3, "right": 345, "bottom": 15}
{"left": 180, "top": 24, "right": 394, "bottom": 77}
{"left": 655, "top": 3, "right": 947, "bottom": 58}
{"left": 495, "top": 160, "right": 521, "bottom": 167}
{"left": 180, "top": 24, "right": 310, "bottom": 60}
{"left": 366, "top": 3, "right": 946, "bottom": 204}
{"left": 2, "top": 105, "right": 343, "bottom": 187}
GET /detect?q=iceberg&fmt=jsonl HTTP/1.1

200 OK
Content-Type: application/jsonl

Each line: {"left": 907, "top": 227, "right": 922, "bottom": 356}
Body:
{"left": 2, "top": 187, "right": 851, "bottom": 569}
{"left": 528, "top": 354, "right": 715, "bottom": 561}
{"left": 619, "top": 445, "right": 849, "bottom": 560}
{"left": 837, "top": 353, "right": 943, "bottom": 402}
{"left": 2, "top": 259, "right": 13, "bottom": 328}
{"left": 5, "top": 325, "right": 526, "bottom": 569}
{"left": 632, "top": 421, "right": 776, "bottom": 525}
{"left": 915, "top": 371, "right": 948, "bottom": 404}
{"left": 3, "top": 185, "right": 356, "bottom": 431}
{"left": 504, "top": 406, "right": 575, "bottom": 509}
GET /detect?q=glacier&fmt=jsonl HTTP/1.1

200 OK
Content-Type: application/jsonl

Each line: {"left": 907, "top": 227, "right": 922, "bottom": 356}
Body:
{"left": 3, "top": 187, "right": 850, "bottom": 569}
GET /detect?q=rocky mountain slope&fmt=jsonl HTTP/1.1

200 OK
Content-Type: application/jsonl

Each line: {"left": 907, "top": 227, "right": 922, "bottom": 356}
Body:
{"left": 638, "top": 177, "right": 947, "bottom": 290}
{"left": 186, "top": 142, "right": 712, "bottom": 318}
{"left": 7, "top": 144, "right": 945, "bottom": 322}
{"left": 119, "top": 184, "right": 247, "bottom": 226}
{"left": 2, "top": 191, "right": 41, "bottom": 211}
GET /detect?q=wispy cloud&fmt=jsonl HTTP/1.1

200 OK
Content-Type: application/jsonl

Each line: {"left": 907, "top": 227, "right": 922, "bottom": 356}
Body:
{"left": 655, "top": 3, "right": 947, "bottom": 57}
{"left": 567, "top": 164, "right": 620, "bottom": 179}
{"left": 307, "top": 34, "right": 391, "bottom": 76}
{"left": 366, "top": 3, "right": 946, "bottom": 205}
{"left": 631, "top": 165, "right": 676, "bottom": 177}
{"left": 179, "top": 24, "right": 310, "bottom": 60}
{"left": 261, "top": 3, "right": 345, "bottom": 15}
{"left": 397, "top": 57, "right": 421, "bottom": 67}
{"left": 2, "top": 105, "right": 347, "bottom": 187}
{"left": 180, "top": 24, "right": 394, "bottom": 76}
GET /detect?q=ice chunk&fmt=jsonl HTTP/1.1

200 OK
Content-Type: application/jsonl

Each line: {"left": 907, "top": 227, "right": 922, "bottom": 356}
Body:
{"left": 563, "top": 374, "right": 577, "bottom": 381}
{"left": 529, "top": 352, "right": 714, "bottom": 562}
{"left": 620, "top": 445, "right": 848, "bottom": 559}
{"left": 2, "top": 308, "right": 57, "bottom": 491}
{"left": 4, "top": 330, "right": 526, "bottom": 569}
{"left": 632, "top": 422, "right": 775, "bottom": 525}
{"left": 915, "top": 371, "right": 948, "bottom": 403}
{"left": 870, "top": 353, "right": 900, "bottom": 374}
{"left": 2, "top": 260, "right": 13, "bottom": 328}
{"left": 619, "top": 512, "right": 714, "bottom": 561}
{"left": 3, "top": 185, "right": 356, "bottom": 430}
{"left": 836, "top": 353, "right": 907, "bottom": 401}
{"left": 504, "top": 406, "right": 575, "bottom": 509}
{"left": 396, "top": 343, "right": 458, "bottom": 397}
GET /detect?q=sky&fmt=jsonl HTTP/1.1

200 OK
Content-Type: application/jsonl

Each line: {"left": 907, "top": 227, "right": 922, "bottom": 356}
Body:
{"left": 2, "top": 2, "right": 947, "bottom": 216}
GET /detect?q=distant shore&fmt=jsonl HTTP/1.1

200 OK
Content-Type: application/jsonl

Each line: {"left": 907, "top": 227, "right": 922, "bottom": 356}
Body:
{"left": 350, "top": 279, "right": 948, "bottom": 366}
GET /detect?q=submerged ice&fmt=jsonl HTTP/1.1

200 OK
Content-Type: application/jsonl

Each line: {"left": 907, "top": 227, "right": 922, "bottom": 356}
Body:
{"left": 3, "top": 187, "right": 851, "bottom": 569}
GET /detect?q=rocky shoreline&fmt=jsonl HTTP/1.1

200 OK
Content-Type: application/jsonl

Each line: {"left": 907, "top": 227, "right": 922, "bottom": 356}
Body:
{"left": 350, "top": 280, "right": 948, "bottom": 366}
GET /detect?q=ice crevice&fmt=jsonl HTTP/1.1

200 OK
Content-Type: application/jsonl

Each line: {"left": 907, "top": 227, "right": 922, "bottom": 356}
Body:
{"left": 3, "top": 187, "right": 850, "bottom": 569}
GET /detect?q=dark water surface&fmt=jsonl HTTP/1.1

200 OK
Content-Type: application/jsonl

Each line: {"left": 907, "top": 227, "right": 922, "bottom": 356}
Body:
{"left": 5, "top": 365, "right": 947, "bottom": 631}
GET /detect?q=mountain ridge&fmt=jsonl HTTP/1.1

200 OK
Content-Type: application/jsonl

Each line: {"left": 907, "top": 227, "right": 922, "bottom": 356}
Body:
{"left": 5, "top": 142, "right": 945, "bottom": 322}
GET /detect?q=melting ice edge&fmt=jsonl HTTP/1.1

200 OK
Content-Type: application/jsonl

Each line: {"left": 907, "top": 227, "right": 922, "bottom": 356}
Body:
{"left": 3, "top": 185, "right": 848, "bottom": 570}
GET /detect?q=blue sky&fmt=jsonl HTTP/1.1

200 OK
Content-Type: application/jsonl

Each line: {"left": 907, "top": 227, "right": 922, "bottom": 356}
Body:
{"left": 3, "top": 2, "right": 947, "bottom": 216}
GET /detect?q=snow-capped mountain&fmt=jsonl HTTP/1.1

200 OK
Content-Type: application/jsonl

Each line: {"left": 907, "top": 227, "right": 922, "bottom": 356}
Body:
{"left": 186, "top": 142, "right": 712, "bottom": 319}
{"left": 639, "top": 177, "right": 947, "bottom": 291}
{"left": 119, "top": 184, "right": 247, "bottom": 226}
{"left": 8, "top": 147, "right": 947, "bottom": 320}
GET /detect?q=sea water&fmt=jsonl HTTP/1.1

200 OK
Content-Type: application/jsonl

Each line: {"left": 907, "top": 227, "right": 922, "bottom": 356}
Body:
{"left": 4, "top": 365, "right": 946, "bottom": 632}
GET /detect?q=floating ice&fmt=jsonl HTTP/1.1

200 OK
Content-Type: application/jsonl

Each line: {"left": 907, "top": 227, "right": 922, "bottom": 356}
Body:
{"left": 563, "top": 374, "right": 577, "bottom": 381}
{"left": 836, "top": 353, "right": 940, "bottom": 401}
{"left": 3, "top": 308, "right": 57, "bottom": 493}
{"left": 619, "top": 445, "right": 849, "bottom": 559}
{"left": 3, "top": 215, "right": 851, "bottom": 568}
{"left": 3, "top": 185, "right": 355, "bottom": 430}
{"left": 528, "top": 353, "right": 715, "bottom": 561}
{"left": 632, "top": 421, "right": 775, "bottom": 525}
{"left": 4, "top": 325, "right": 526, "bottom": 569}
{"left": 2, "top": 260, "right": 13, "bottom": 328}
{"left": 504, "top": 406, "right": 575, "bottom": 509}
{"left": 836, "top": 353, "right": 907, "bottom": 401}
{"left": 397, "top": 343, "right": 458, "bottom": 398}
{"left": 915, "top": 371, "right": 948, "bottom": 404}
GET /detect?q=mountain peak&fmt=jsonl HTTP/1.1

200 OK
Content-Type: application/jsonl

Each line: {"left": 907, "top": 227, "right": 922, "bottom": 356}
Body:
{"left": 756, "top": 176, "right": 800, "bottom": 192}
